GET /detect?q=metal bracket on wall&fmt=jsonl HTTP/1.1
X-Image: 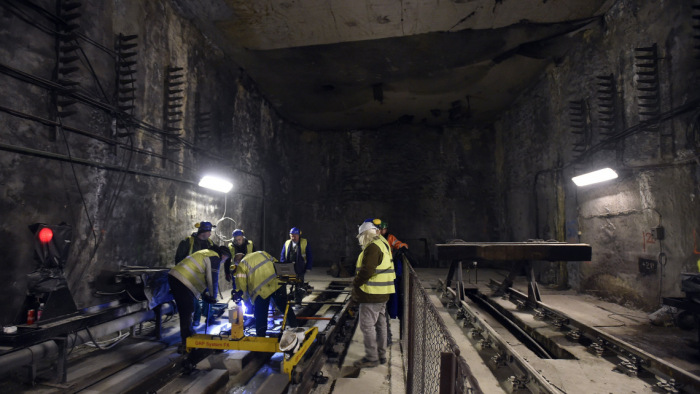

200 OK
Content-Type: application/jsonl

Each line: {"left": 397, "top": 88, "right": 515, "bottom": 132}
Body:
{"left": 196, "top": 111, "right": 211, "bottom": 136}
{"left": 53, "top": 0, "right": 83, "bottom": 140}
{"left": 114, "top": 33, "right": 138, "bottom": 139}
{"left": 163, "top": 66, "right": 185, "bottom": 166}
{"left": 596, "top": 74, "right": 618, "bottom": 143}
{"left": 634, "top": 44, "right": 661, "bottom": 133}
{"left": 195, "top": 92, "right": 211, "bottom": 140}
{"left": 569, "top": 99, "right": 590, "bottom": 160}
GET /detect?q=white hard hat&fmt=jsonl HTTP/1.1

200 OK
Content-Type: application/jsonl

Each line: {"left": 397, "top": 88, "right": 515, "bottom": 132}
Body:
{"left": 357, "top": 221, "right": 378, "bottom": 236}
{"left": 279, "top": 327, "right": 307, "bottom": 353}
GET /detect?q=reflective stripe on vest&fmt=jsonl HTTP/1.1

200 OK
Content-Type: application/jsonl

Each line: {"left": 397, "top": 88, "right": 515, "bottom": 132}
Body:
{"left": 241, "top": 252, "right": 275, "bottom": 276}
{"left": 170, "top": 249, "right": 217, "bottom": 296}
{"left": 357, "top": 238, "right": 393, "bottom": 274}
{"left": 356, "top": 238, "right": 396, "bottom": 294}
{"left": 236, "top": 251, "right": 279, "bottom": 302}
{"left": 250, "top": 273, "right": 277, "bottom": 300}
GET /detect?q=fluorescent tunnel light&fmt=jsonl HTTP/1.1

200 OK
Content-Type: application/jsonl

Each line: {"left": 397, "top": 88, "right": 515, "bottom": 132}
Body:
{"left": 199, "top": 175, "right": 233, "bottom": 193}
{"left": 571, "top": 168, "right": 618, "bottom": 187}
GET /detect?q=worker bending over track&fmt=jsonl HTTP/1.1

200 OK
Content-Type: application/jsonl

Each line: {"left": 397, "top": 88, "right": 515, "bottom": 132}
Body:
{"left": 233, "top": 251, "right": 298, "bottom": 337}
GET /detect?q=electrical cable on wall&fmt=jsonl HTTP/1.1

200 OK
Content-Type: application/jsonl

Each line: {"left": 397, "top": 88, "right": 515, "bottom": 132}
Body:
{"left": 0, "top": 0, "right": 270, "bottom": 256}
{"left": 580, "top": 207, "right": 662, "bottom": 223}
{"left": 0, "top": 104, "right": 192, "bottom": 170}
{"left": 58, "top": 116, "right": 98, "bottom": 252}
{"left": 214, "top": 192, "right": 237, "bottom": 243}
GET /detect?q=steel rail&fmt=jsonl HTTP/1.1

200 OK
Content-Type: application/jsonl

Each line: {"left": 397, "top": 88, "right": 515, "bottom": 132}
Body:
{"left": 500, "top": 282, "right": 700, "bottom": 393}
{"left": 288, "top": 284, "right": 355, "bottom": 393}
{"left": 440, "top": 281, "right": 561, "bottom": 393}
{"left": 467, "top": 291, "right": 553, "bottom": 359}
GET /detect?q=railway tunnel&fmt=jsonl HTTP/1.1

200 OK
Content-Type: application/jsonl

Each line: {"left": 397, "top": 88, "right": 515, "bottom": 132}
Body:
{"left": 1, "top": 0, "right": 700, "bottom": 393}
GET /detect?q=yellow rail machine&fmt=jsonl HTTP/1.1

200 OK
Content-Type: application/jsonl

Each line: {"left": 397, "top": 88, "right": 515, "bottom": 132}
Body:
{"left": 185, "top": 286, "right": 318, "bottom": 381}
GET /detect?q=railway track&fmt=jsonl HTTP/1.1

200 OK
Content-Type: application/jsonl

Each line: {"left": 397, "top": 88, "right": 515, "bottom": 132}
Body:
{"left": 0, "top": 281, "right": 356, "bottom": 394}
{"left": 437, "top": 279, "right": 700, "bottom": 393}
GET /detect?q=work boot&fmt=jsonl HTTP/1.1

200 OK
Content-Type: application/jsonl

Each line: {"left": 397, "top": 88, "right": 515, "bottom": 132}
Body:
{"left": 380, "top": 357, "right": 387, "bottom": 364}
{"left": 353, "top": 357, "right": 379, "bottom": 368}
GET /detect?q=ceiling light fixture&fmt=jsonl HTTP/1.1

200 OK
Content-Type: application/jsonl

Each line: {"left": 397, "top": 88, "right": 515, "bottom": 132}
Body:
{"left": 198, "top": 175, "right": 233, "bottom": 193}
{"left": 572, "top": 168, "right": 618, "bottom": 187}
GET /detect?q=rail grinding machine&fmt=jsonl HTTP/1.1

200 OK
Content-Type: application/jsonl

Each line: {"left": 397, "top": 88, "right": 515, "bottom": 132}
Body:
{"left": 184, "top": 262, "right": 318, "bottom": 381}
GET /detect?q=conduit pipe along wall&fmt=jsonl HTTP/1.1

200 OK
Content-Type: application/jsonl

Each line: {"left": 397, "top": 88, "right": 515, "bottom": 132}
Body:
{"left": 0, "top": 303, "right": 173, "bottom": 376}
{"left": 0, "top": 341, "right": 59, "bottom": 376}
{"left": 0, "top": 142, "right": 264, "bottom": 200}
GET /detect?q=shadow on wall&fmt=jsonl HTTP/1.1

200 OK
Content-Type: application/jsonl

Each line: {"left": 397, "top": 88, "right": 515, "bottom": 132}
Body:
{"left": 582, "top": 273, "right": 655, "bottom": 311}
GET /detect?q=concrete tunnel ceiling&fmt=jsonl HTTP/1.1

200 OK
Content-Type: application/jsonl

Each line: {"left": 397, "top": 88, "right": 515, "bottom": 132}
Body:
{"left": 173, "top": 0, "right": 613, "bottom": 130}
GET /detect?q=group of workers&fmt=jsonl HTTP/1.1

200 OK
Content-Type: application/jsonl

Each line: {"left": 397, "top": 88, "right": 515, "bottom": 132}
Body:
{"left": 168, "top": 222, "right": 311, "bottom": 348}
{"left": 167, "top": 217, "right": 408, "bottom": 371}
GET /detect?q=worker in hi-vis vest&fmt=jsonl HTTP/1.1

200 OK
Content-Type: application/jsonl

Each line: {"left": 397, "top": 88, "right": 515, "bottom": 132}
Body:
{"left": 168, "top": 246, "right": 230, "bottom": 351}
{"left": 351, "top": 220, "right": 395, "bottom": 368}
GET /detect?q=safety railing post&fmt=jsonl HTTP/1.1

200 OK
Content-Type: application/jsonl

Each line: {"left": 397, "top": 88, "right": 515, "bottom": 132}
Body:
{"left": 440, "top": 352, "right": 457, "bottom": 394}
{"left": 407, "top": 275, "right": 415, "bottom": 393}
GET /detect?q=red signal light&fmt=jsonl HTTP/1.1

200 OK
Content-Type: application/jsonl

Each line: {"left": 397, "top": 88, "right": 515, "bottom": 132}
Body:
{"left": 38, "top": 227, "right": 53, "bottom": 243}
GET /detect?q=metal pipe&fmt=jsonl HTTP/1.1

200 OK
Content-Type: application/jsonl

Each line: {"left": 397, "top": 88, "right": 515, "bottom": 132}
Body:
{"left": 0, "top": 341, "right": 59, "bottom": 375}
{"left": 0, "top": 142, "right": 264, "bottom": 201}
{"left": 68, "top": 303, "right": 173, "bottom": 347}
{"left": 0, "top": 303, "right": 173, "bottom": 374}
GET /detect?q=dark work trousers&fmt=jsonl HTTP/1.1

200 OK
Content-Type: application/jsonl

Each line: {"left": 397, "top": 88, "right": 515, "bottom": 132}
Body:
{"left": 168, "top": 276, "right": 196, "bottom": 345}
{"left": 193, "top": 297, "right": 202, "bottom": 322}
{"left": 253, "top": 286, "right": 298, "bottom": 337}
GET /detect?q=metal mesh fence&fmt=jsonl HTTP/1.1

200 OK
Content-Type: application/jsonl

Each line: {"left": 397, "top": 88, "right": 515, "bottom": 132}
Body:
{"left": 402, "top": 261, "right": 481, "bottom": 394}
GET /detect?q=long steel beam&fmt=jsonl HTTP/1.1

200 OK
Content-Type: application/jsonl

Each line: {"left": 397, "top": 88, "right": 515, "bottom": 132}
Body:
{"left": 436, "top": 241, "right": 592, "bottom": 261}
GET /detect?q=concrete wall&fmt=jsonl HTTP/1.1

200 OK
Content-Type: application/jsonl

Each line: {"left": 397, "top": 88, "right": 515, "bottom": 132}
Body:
{"left": 494, "top": 0, "right": 700, "bottom": 310}
{"left": 283, "top": 124, "right": 498, "bottom": 268}
{"left": 2, "top": 0, "right": 697, "bottom": 326}
{"left": 0, "top": 0, "right": 292, "bottom": 324}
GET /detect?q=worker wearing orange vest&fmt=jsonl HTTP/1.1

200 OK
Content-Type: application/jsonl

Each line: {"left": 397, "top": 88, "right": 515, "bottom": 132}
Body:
{"left": 376, "top": 220, "right": 407, "bottom": 252}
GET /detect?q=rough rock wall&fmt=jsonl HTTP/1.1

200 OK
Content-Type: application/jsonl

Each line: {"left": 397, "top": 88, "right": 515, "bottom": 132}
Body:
{"left": 495, "top": 0, "right": 700, "bottom": 310}
{"left": 0, "top": 0, "right": 291, "bottom": 324}
{"left": 286, "top": 123, "right": 498, "bottom": 267}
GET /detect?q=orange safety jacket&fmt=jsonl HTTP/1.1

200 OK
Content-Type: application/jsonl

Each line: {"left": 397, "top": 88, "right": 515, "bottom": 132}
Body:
{"left": 385, "top": 233, "right": 407, "bottom": 252}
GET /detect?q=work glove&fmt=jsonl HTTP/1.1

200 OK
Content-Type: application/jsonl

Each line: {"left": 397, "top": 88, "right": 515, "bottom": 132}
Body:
{"left": 231, "top": 290, "right": 243, "bottom": 303}
{"left": 202, "top": 292, "right": 217, "bottom": 304}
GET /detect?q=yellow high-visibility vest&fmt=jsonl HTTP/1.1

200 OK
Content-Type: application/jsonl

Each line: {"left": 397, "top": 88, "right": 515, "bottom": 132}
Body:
{"left": 228, "top": 240, "right": 254, "bottom": 272}
{"left": 283, "top": 238, "right": 307, "bottom": 261}
{"left": 356, "top": 238, "right": 396, "bottom": 294}
{"left": 169, "top": 249, "right": 218, "bottom": 297}
{"left": 228, "top": 240, "right": 254, "bottom": 255}
{"left": 234, "top": 251, "right": 280, "bottom": 302}
{"left": 188, "top": 236, "right": 213, "bottom": 255}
